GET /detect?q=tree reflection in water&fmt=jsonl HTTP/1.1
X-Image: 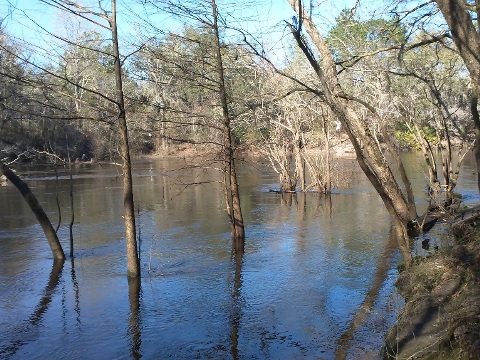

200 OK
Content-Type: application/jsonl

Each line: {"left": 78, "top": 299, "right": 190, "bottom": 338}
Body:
{"left": 0, "top": 259, "right": 64, "bottom": 358}
{"left": 334, "top": 221, "right": 403, "bottom": 359}
{"left": 128, "top": 276, "right": 142, "bottom": 359}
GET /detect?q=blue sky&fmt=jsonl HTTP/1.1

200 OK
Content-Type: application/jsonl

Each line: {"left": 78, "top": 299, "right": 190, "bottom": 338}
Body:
{"left": 1, "top": 0, "right": 386, "bottom": 39}
{"left": 0, "top": 0, "right": 388, "bottom": 65}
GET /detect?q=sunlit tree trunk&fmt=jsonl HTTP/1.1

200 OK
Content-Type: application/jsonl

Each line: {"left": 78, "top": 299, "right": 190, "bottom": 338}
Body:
{"left": 110, "top": 0, "right": 140, "bottom": 277}
{"left": 0, "top": 161, "right": 65, "bottom": 261}
{"left": 287, "top": 0, "right": 417, "bottom": 230}
{"left": 435, "top": 0, "right": 480, "bottom": 195}
{"left": 212, "top": 0, "right": 245, "bottom": 239}
{"left": 322, "top": 111, "right": 331, "bottom": 193}
{"left": 294, "top": 131, "right": 305, "bottom": 191}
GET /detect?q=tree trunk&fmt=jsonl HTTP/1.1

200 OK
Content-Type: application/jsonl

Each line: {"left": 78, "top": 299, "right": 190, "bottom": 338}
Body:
{"left": 69, "top": 164, "right": 75, "bottom": 258}
{"left": 229, "top": 158, "right": 245, "bottom": 238}
{"left": 287, "top": 0, "right": 416, "bottom": 227}
{"left": 110, "top": 0, "right": 140, "bottom": 277}
{"left": 323, "top": 114, "right": 331, "bottom": 193}
{"left": 294, "top": 132, "right": 305, "bottom": 191}
{"left": 435, "top": 0, "right": 480, "bottom": 195}
{"left": 212, "top": 0, "right": 245, "bottom": 239}
{"left": 0, "top": 161, "right": 65, "bottom": 261}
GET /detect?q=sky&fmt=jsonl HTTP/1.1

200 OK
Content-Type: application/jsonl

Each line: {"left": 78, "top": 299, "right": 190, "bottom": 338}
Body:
{"left": 0, "top": 0, "right": 388, "bottom": 39}
{"left": 0, "top": 0, "right": 389, "bottom": 65}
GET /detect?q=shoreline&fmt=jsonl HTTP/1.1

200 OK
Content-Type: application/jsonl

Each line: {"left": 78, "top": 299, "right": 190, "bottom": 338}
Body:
{"left": 383, "top": 207, "right": 480, "bottom": 359}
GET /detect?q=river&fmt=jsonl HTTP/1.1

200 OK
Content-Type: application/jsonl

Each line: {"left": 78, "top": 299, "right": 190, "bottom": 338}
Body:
{"left": 0, "top": 153, "right": 478, "bottom": 359}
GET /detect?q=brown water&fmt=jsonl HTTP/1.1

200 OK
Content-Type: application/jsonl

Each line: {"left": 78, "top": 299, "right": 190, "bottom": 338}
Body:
{"left": 0, "top": 154, "right": 478, "bottom": 359}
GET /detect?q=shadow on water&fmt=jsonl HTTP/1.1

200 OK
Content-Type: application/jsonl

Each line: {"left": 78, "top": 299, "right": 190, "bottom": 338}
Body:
{"left": 0, "top": 259, "right": 64, "bottom": 358}
{"left": 230, "top": 238, "right": 244, "bottom": 360}
{"left": 128, "top": 276, "right": 142, "bottom": 359}
{"left": 334, "top": 221, "right": 402, "bottom": 360}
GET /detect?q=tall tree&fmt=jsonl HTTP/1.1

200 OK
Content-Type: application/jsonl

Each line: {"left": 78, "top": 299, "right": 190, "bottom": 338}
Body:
{"left": 138, "top": 0, "right": 247, "bottom": 239}
{"left": 40, "top": 0, "right": 140, "bottom": 277}
{"left": 434, "top": 0, "right": 480, "bottom": 195}
{"left": 110, "top": 0, "right": 140, "bottom": 277}
{"left": 211, "top": 0, "right": 245, "bottom": 239}
{"left": 285, "top": 0, "right": 418, "bottom": 242}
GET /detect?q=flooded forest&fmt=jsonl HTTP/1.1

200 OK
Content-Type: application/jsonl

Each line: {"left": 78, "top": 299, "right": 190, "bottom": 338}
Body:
{"left": 1, "top": 0, "right": 480, "bottom": 359}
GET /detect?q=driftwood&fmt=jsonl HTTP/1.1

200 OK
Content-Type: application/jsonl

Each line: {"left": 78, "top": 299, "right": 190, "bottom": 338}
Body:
{"left": 269, "top": 189, "right": 297, "bottom": 194}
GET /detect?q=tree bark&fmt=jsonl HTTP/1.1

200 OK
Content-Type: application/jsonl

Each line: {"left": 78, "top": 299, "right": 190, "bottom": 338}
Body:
{"left": 435, "top": 0, "right": 480, "bottom": 195}
{"left": 110, "top": 0, "right": 140, "bottom": 277}
{"left": 294, "top": 131, "right": 306, "bottom": 191}
{"left": 0, "top": 161, "right": 65, "bottom": 260}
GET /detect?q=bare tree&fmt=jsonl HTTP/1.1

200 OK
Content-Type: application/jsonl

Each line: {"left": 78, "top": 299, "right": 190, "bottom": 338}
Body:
{"left": 285, "top": 0, "right": 418, "bottom": 247}
{"left": 138, "top": 0, "right": 246, "bottom": 240}
{"left": 434, "top": 0, "right": 480, "bottom": 195}
{"left": 212, "top": 0, "right": 245, "bottom": 239}
{"left": 110, "top": 0, "right": 140, "bottom": 276}
{"left": 40, "top": 0, "right": 140, "bottom": 277}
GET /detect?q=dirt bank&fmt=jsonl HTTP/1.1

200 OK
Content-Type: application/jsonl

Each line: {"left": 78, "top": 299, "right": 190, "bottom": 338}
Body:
{"left": 383, "top": 208, "right": 480, "bottom": 359}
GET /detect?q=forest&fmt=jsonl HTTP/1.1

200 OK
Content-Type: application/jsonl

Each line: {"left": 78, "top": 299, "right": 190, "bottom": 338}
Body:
{"left": 0, "top": 1, "right": 472, "bottom": 179}
{"left": 1, "top": 0, "right": 480, "bottom": 358}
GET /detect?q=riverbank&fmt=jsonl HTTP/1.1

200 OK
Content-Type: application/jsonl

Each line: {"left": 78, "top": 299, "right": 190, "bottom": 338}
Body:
{"left": 146, "top": 132, "right": 357, "bottom": 160}
{"left": 383, "top": 207, "right": 480, "bottom": 359}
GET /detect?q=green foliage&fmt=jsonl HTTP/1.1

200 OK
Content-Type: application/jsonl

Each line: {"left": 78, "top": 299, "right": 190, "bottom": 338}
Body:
{"left": 231, "top": 126, "right": 246, "bottom": 146}
{"left": 327, "top": 9, "right": 406, "bottom": 63}
{"left": 395, "top": 123, "right": 437, "bottom": 149}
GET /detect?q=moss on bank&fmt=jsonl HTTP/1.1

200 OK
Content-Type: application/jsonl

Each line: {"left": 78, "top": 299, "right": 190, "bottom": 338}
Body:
{"left": 383, "top": 208, "right": 480, "bottom": 359}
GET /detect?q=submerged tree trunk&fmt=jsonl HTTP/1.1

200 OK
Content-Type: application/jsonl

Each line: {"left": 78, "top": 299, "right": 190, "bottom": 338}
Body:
{"left": 110, "top": 0, "right": 140, "bottom": 277}
{"left": 0, "top": 161, "right": 65, "bottom": 261}
{"left": 212, "top": 0, "right": 245, "bottom": 239}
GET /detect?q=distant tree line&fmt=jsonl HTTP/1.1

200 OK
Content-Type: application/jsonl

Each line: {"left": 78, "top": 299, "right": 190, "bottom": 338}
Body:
{"left": 0, "top": 2, "right": 471, "bottom": 166}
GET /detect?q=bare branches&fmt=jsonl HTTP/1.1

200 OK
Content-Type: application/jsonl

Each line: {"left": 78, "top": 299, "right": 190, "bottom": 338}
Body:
{"left": 39, "top": 0, "right": 110, "bottom": 29}
{"left": 0, "top": 41, "right": 118, "bottom": 105}
{"left": 337, "top": 32, "right": 451, "bottom": 72}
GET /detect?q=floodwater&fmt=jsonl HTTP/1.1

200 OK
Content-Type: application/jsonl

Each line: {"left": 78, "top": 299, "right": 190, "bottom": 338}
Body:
{"left": 0, "top": 153, "right": 478, "bottom": 359}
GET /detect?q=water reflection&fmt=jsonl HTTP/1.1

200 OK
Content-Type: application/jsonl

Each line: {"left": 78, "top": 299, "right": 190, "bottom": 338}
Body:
{"left": 334, "top": 222, "right": 399, "bottom": 359}
{"left": 70, "top": 259, "right": 81, "bottom": 327}
{"left": 30, "top": 259, "right": 64, "bottom": 325}
{"left": 0, "top": 154, "right": 478, "bottom": 359}
{"left": 0, "top": 259, "right": 64, "bottom": 358}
